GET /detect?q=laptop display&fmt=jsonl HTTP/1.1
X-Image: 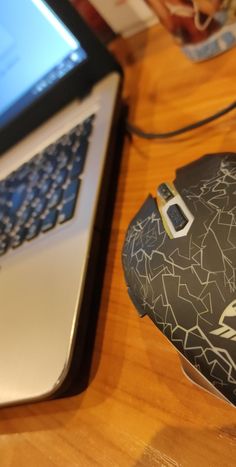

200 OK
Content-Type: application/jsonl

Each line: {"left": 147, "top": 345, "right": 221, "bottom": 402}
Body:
{"left": 0, "top": 0, "right": 87, "bottom": 128}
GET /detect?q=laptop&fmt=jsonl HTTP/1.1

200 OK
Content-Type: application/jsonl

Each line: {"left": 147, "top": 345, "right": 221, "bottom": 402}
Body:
{"left": 0, "top": 0, "right": 122, "bottom": 406}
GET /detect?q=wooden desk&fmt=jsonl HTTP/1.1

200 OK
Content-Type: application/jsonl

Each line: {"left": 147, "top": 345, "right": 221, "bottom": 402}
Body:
{"left": 1, "top": 25, "right": 236, "bottom": 467}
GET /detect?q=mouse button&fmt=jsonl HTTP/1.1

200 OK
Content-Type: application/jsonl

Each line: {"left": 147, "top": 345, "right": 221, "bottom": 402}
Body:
{"left": 122, "top": 195, "right": 161, "bottom": 260}
{"left": 157, "top": 183, "right": 174, "bottom": 201}
{"left": 122, "top": 195, "right": 167, "bottom": 318}
{"left": 167, "top": 204, "right": 188, "bottom": 232}
{"left": 174, "top": 154, "right": 223, "bottom": 193}
{"left": 129, "top": 194, "right": 161, "bottom": 226}
{"left": 122, "top": 193, "right": 164, "bottom": 270}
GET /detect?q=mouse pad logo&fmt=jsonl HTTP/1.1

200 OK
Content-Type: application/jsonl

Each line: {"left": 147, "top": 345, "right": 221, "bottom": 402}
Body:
{"left": 210, "top": 300, "right": 236, "bottom": 341}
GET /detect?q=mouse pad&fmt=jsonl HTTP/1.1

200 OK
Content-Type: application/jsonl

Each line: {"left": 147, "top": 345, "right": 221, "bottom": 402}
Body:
{"left": 122, "top": 153, "right": 236, "bottom": 406}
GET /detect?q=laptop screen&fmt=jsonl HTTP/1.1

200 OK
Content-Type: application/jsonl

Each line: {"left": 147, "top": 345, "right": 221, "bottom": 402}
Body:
{"left": 0, "top": 0, "right": 87, "bottom": 129}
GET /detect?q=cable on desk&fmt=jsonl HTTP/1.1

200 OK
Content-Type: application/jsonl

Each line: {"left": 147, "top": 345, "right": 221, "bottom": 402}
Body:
{"left": 126, "top": 100, "right": 236, "bottom": 139}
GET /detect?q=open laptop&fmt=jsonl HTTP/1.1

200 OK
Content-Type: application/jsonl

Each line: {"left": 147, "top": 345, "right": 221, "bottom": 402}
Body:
{"left": 0, "top": 0, "right": 122, "bottom": 406}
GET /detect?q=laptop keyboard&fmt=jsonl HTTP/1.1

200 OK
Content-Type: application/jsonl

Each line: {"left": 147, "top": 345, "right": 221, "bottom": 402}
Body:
{"left": 0, "top": 114, "right": 95, "bottom": 256}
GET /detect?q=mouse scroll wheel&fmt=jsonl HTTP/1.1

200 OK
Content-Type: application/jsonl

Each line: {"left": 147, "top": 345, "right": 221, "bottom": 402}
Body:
{"left": 167, "top": 204, "right": 188, "bottom": 232}
{"left": 157, "top": 183, "right": 174, "bottom": 201}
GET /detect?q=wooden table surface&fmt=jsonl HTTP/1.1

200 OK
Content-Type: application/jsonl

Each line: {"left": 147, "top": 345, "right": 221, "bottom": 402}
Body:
{"left": 1, "top": 25, "right": 236, "bottom": 467}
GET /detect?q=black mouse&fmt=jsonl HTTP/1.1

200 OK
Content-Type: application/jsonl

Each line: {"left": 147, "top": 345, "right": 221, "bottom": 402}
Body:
{"left": 122, "top": 153, "right": 236, "bottom": 407}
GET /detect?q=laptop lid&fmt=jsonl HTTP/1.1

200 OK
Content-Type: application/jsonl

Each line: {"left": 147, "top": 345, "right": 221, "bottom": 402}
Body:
{"left": 0, "top": 0, "right": 121, "bottom": 155}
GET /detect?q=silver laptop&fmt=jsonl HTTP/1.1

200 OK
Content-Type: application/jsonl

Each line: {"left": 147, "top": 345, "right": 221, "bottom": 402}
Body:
{"left": 0, "top": 0, "right": 122, "bottom": 406}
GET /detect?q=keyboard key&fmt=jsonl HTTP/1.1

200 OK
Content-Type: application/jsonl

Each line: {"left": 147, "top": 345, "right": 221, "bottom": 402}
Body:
{"left": 11, "top": 227, "right": 27, "bottom": 248}
{"left": 0, "top": 221, "right": 5, "bottom": 234}
{"left": 0, "top": 235, "right": 8, "bottom": 256}
{"left": 29, "top": 168, "right": 44, "bottom": 184}
{"left": 63, "top": 179, "right": 80, "bottom": 203}
{"left": 47, "top": 188, "right": 62, "bottom": 210}
{"left": 39, "top": 178, "right": 53, "bottom": 196}
{"left": 41, "top": 210, "right": 57, "bottom": 232}
{"left": 9, "top": 185, "right": 27, "bottom": 215}
{"left": 58, "top": 180, "right": 80, "bottom": 224}
{"left": 55, "top": 168, "right": 68, "bottom": 187}
{"left": 26, "top": 220, "right": 41, "bottom": 241}
{"left": 32, "top": 199, "right": 47, "bottom": 219}
{"left": 58, "top": 201, "right": 77, "bottom": 224}
{"left": 80, "top": 115, "right": 95, "bottom": 138}
{"left": 43, "top": 158, "right": 57, "bottom": 175}
{"left": 3, "top": 217, "right": 15, "bottom": 235}
{"left": 16, "top": 163, "right": 32, "bottom": 183}
{"left": 17, "top": 207, "right": 33, "bottom": 226}
{"left": 0, "top": 209, "right": 6, "bottom": 223}
{"left": 26, "top": 186, "right": 40, "bottom": 203}
{"left": 70, "top": 140, "right": 88, "bottom": 179}
{"left": 63, "top": 145, "right": 74, "bottom": 163}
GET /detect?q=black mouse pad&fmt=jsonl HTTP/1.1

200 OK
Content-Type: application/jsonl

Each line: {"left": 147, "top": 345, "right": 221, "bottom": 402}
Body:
{"left": 122, "top": 153, "right": 236, "bottom": 406}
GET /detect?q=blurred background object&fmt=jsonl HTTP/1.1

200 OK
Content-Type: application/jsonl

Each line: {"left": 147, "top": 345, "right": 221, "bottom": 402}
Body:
{"left": 71, "top": 0, "right": 115, "bottom": 43}
{"left": 84, "top": 0, "right": 157, "bottom": 37}
{"left": 145, "top": 0, "right": 236, "bottom": 60}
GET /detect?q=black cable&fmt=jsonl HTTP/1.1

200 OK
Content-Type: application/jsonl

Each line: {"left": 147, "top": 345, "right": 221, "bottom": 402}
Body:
{"left": 126, "top": 100, "right": 236, "bottom": 139}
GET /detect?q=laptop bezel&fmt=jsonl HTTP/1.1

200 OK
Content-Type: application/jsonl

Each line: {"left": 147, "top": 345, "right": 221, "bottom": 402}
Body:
{"left": 0, "top": 0, "right": 121, "bottom": 155}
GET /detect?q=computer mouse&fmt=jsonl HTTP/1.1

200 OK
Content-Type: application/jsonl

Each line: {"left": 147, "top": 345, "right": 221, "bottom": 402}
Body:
{"left": 122, "top": 153, "right": 236, "bottom": 407}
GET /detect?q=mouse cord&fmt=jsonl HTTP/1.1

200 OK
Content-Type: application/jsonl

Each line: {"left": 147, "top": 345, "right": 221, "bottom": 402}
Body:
{"left": 126, "top": 100, "right": 236, "bottom": 139}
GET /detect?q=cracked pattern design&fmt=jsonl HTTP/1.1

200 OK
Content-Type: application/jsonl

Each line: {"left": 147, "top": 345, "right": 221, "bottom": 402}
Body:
{"left": 122, "top": 154, "right": 236, "bottom": 405}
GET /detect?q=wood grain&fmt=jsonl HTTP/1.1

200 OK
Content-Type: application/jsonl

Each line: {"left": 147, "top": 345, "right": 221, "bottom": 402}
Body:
{"left": 1, "top": 25, "right": 236, "bottom": 466}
